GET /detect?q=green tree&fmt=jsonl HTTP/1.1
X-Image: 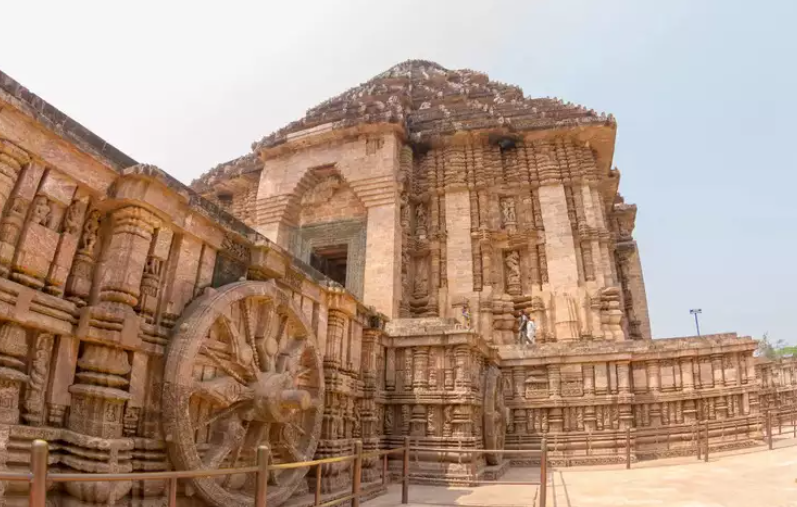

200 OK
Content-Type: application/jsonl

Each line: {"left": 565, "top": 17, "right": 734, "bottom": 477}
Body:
{"left": 755, "top": 333, "right": 795, "bottom": 359}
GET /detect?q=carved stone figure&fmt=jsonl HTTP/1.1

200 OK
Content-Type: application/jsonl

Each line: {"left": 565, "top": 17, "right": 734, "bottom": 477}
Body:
{"left": 30, "top": 195, "right": 51, "bottom": 228}
{"left": 505, "top": 250, "right": 521, "bottom": 294}
{"left": 413, "top": 257, "right": 429, "bottom": 299}
{"left": 415, "top": 203, "right": 428, "bottom": 237}
{"left": 79, "top": 210, "right": 101, "bottom": 253}
{"left": 302, "top": 175, "right": 341, "bottom": 206}
{"left": 500, "top": 198, "right": 516, "bottom": 225}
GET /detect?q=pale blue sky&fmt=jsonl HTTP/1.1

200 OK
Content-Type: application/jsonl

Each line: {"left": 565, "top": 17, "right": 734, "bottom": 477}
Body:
{"left": 1, "top": 1, "right": 794, "bottom": 342}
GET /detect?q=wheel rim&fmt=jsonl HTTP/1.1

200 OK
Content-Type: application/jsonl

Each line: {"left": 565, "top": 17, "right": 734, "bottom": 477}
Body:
{"left": 483, "top": 366, "right": 507, "bottom": 466}
{"left": 162, "top": 281, "right": 324, "bottom": 507}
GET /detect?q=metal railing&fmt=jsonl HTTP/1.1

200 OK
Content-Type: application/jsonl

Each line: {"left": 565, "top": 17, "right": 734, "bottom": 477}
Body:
{"left": 407, "top": 438, "right": 549, "bottom": 507}
{"left": 5, "top": 439, "right": 409, "bottom": 507}
{"left": 6, "top": 436, "right": 552, "bottom": 507}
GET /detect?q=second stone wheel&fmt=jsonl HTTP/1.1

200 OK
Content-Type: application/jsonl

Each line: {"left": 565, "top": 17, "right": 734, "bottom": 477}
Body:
{"left": 482, "top": 365, "right": 508, "bottom": 466}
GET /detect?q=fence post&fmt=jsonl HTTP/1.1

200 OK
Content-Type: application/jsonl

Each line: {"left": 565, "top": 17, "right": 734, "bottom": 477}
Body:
{"left": 793, "top": 409, "right": 796, "bottom": 439}
{"left": 704, "top": 420, "right": 709, "bottom": 463}
{"left": 402, "top": 436, "right": 410, "bottom": 505}
{"left": 696, "top": 423, "right": 701, "bottom": 460}
{"left": 315, "top": 463, "right": 322, "bottom": 506}
{"left": 29, "top": 439, "right": 48, "bottom": 507}
{"left": 255, "top": 445, "right": 270, "bottom": 507}
{"left": 352, "top": 441, "right": 363, "bottom": 507}
{"left": 625, "top": 427, "right": 631, "bottom": 469}
{"left": 382, "top": 453, "right": 388, "bottom": 486}
{"left": 539, "top": 437, "right": 547, "bottom": 507}
{"left": 767, "top": 410, "right": 773, "bottom": 450}
{"left": 168, "top": 477, "right": 178, "bottom": 507}
{"left": 471, "top": 448, "right": 478, "bottom": 485}
{"left": 779, "top": 411, "right": 783, "bottom": 435}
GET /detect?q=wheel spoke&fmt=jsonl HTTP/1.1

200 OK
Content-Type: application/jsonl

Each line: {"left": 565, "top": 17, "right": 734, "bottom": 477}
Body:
{"left": 288, "top": 422, "right": 306, "bottom": 436}
{"left": 217, "top": 315, "right": 256, "bottom": 375}
{"left": 200, "top": 344, "right": 250, "bottom": 386}
{"left": 202, "top": 416, "right": 247, "bottom": 469}
{"left": 193, "top": 376, "right": 254, "bottom": 407}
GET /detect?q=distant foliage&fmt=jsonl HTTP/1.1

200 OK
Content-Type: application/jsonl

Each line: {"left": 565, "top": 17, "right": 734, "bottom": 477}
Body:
{"left": 756, "top": 333, "right": 796, "bottom": 359}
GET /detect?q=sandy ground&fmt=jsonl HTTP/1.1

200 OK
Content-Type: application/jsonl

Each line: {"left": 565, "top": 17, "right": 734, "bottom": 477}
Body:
{"left": 365, "top": 433, "right": 797, "bottom": 507}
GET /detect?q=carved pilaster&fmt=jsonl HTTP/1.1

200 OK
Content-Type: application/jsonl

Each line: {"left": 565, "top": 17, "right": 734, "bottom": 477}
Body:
{"left": 647, "top": 360, "right": 660, "bottom": 393}
{"left": 0, "top": 161, "right": 44, "bottom": 277}
{"left": 617, "top": 361, "right": 630, "bottom": 395}
{"left": 680, "top": 358, "right": 694, "bottom": 391}
{"left": 454, "top": 345, "right": 469, "bottom": 390}
{"left": 65, "top": 209, "right": 103, "bottom": 306}
{"left": 513, "top": 367, "right": 525, "bottom": 400}
{"left": 0, "top": 323, "right": 29, "bottom": 424}
{"left": 22, "top": 333, "right": 55, "bottom": 425}
{"left": 548, "top": 365, "right": 561, "bottom": 398}
{"left": 97, "top": 206, "right": 159, "bottom": 309}
{"left": 385, "top": 348, "right": 395, "bottom": 391}
{"left": 0, "top": 140, "right": 29, "bottom": 212}
{"left": 444, "top": 347, "right": 455, "bottom": 390}
{"left": 44, "top": 196, "right": 89, "bottom": 296}
{"left": 68, "top": 344, "right": 132, "bottom": 438}
{"left": 325, "top": 310, "right": 345, "bottom": 369}
{"left": 412, "top": 347, "right": 429, "bottom": 390}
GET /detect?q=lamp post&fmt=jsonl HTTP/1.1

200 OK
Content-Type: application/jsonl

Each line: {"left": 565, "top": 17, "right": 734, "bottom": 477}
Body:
{"left": 689, "top": 309, "right": 702, "bottom": 336}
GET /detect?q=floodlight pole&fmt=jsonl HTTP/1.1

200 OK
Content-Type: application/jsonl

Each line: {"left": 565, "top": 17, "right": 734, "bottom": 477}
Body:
{"left": 689, "top": 309, "right": 702, "bottom": 337}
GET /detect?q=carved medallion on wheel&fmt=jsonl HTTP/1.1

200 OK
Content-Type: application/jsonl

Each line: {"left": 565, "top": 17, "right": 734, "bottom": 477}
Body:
{"left": 162, "top": 281, "right": 324, "bottom": 507}
{"left": 482, "top": 365, "right": 508, "bottom": 466}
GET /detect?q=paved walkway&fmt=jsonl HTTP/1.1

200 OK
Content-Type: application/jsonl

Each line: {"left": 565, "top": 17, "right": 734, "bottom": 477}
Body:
{"left": 367, "top": 438, "right": 797, "bottom": 507}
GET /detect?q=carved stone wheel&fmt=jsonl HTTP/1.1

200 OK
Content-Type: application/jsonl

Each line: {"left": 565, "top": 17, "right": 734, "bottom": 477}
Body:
{"left": 163, "top": 281, "right": 324, "bottom": 507}
{"left": 482, "top": 365, "right": 508, "bottom": 466}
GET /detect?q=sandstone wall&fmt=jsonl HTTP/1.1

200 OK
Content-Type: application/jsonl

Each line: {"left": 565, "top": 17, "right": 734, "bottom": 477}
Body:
{"left": 500, "top": 334, "right": 760, "bottom": 464}
{"left": 0, "top": 82, "right": 390, "bottom": 507}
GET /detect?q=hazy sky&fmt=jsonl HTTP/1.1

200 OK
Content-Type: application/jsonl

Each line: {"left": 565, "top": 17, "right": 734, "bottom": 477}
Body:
{"left": 2, "top": 1, "right": 795, "bottom": 342}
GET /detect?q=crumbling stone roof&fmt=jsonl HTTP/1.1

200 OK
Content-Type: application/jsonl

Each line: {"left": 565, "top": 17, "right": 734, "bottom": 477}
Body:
{"left": 190, "top": 152, "right": 260, "bottom": 194}
{"left": 191, "top": 60, "right": 615, "bottom": 193}
{"left": 254, "top": 59, "right": 614, "bottom": 150}
{"left": 0, "top": 70, "right": 137, "bottom": 171}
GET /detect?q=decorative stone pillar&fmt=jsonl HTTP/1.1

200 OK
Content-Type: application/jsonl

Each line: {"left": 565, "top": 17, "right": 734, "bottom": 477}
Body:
{"left": 44, "top": 196, "right": 89, "bottom": 296}
{"left": 65, "top": 209, "right": 102, "bottom": 306}
{"left": 96, "top": 206, "right": 159, "bottom": 310}
{"left": 617, "top": 362, "right": 631, "bottom": 395}
{"left": 454, "top": 345, "right": 469, "bottom": 390}
{"left": 680, "top": 358, "right": 694, "bottom": 391}
{"left": 410, "top": 405, "right": 426, "bottom": 436}
{"left": 712, "top": 354, "right": 725, "bottom": 388}
{"left": 385, "top": 348, "right": 395, "bottom": 391}
{"left": 0, "top": 140, "right": 29, "bottom": 212}
{"left": 22, "top": 333, "right": 55, "bottom": 426}
{"left": 548, "top": 365, "right": 561, "bottom": 398}
{"left": 646, "top": 361, "right": 660, "bottom": 393}
{"left": 0, "top": 161, "right": 44, "bottom": 277}
{"left": 0, "top": 323, "right": 29, "bottom": 424}
{"left": 135, "top": 227, "right": 173, "bottom": 323}
{"left": 513, "top": 367, "right": 525, "bottom": 400}
{"left": 444, "top": 348, "right": 455, "bottom": 390}
{"left": 583, "top": 365, "right": 595, "bottom": 395}
{"left": 68, "top": 344, "right": 132, "bottom": 438}
{"left": 403, "top": 349, "right": 413, "bottom": 391}
{"left": 325, "top": 310, "right": 345, "bottom": 369}
{"left": 412, "top": 347, "right": 429, "bottom": 389}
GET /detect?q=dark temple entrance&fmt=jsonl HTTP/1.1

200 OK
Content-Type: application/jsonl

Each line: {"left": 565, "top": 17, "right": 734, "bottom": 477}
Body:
{"left": 310, "top": 244, "right": 348, "bottom": 287}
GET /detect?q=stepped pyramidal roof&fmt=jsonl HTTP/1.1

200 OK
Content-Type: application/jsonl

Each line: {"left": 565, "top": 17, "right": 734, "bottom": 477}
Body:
{"left": 192, "top": 60, "right": 615, "bottom": 192}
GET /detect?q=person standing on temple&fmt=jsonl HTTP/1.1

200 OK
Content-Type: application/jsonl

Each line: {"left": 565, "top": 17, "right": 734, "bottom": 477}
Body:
{"left": 517, "top": 309, "right": 536, "bottom": 346}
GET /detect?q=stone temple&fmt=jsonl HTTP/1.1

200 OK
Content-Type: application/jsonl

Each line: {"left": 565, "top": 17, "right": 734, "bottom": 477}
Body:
{"left": 0, "top": 60, "right": 782, "bottom": 507}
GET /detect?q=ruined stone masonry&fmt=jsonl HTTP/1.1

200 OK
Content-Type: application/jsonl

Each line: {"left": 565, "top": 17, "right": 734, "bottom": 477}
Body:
{"left": 0, "top": 60, "right": 789, "bottom": 506}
